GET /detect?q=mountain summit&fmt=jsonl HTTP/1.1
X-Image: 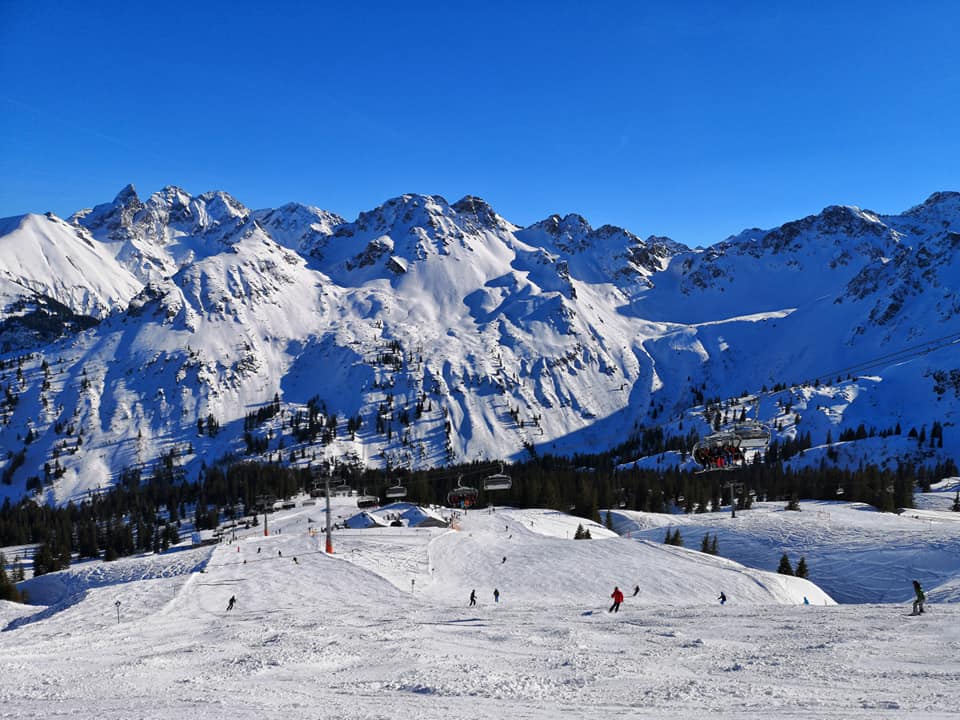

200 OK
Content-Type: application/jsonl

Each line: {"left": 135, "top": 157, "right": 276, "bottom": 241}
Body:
{"left": 0, "top": 186, "right": 958, "bottom": 501}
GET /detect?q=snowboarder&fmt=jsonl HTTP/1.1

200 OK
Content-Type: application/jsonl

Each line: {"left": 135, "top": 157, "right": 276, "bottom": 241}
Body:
{"left": 609, "top": 586, "right": 624, "bottom": 613}
{"left": 718, "top": 591, "right": 727, "bottom": 605}
{"left": 803, "top": 596, "right": 810, "bottom": 605}
{"left": 469, "top": 589, "right": 477, "bottom": 607}
{"left": 293, "top": 557, "right": 298, "bottom": 564}
{"left": 502, "top": 556, "right": 507, "bottom": 564}
{"left": 226, "top": 595, "right": 236, "bottom": 611}
{"left": 912, "top": 580, "right": 925, "bottom": 615}
{"left": 632, "top": 585, "right": 640, "bottom": 597}
{"left": 257, "top": 547, "right": 261, "bottom": 554}
{"left": 493, "top": 588, "right": 500, "bottom": 603}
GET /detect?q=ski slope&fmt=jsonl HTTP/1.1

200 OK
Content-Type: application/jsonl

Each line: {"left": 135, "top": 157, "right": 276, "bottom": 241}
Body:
{"left": 610, "top": 480, "right": 960, "bottom": 604}
{"left": 1, "top": 497, "right": 958, "bottom": 718}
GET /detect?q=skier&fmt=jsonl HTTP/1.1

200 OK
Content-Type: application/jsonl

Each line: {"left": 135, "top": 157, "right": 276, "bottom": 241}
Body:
{"left": 912, "top": 580, "right": 925, "bottom": 615}
{"left": 609, "top": 586, "right": 624, "bottom": 613}
{"left": 469, "top": 589, "right": 477, "bottom": 607}
{"left": 226, "top": 595, "right": 236, "bottom": 611}
{"left": 502, "top": 556, "right": 507, "bottom": 564}
{"left": 718, "top": 591, "right": 727, "bottom": 605}
{"left": 632, "top": 585, "right": 640, "bottom": 597}
{"left": 493, "top": 588, "right": 500, "bottom": 603}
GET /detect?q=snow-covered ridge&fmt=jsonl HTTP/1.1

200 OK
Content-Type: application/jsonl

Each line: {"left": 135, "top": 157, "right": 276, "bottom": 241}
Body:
{"left": 0, "top": 185, "right": 959, "bottom": 501}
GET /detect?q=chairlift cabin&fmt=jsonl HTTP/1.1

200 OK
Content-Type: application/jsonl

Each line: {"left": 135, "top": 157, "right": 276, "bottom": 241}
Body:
{"left": 693, "top": 420, "right": 771, "bottom": 472}
{"left": 731, "top": 421, "right": 771, "bottom": 451}
{"left": 483, "top": 464, "right": 512, "bottom": 492}
{"left": 692, "top": 430, "right": 740, "bottom": 472}
{"left": 385, "top": 480, "right": 407, "bottom": 499}
{"left": 357, "top": 490, "right": 379, "bottom": 509}
{"left": 447, "top": 476, "right": 479, "bottom": 509}
{"left": 616, "top": 488, "right": 628, "bottom": 509}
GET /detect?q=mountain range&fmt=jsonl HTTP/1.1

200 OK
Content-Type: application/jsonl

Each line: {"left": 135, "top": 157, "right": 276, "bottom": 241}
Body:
{"left": 1, "top": 185, "right": 959, "bottom": 503}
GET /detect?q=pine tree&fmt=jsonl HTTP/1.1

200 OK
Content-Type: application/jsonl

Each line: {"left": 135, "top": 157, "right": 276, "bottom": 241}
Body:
{"left": 709, "top": 534, "right": 719, "bottom": 555}
{"left": 795, "top": 556, "right": 809, "bottom": 579}
{"left": 32, "top": 540, "right": 58, "bottom": 576}
{"left": 777, "top": 553, "right": 794, "bottom": 575}
{"left": 0, "top": 552, "right": 22, "bottom": 602}
{"left": 574, "top": 523, "right": 591, "bottom": 540}
{"left": 701, "top": 534, "right": 711, "bottom": 553}
{"left": 605, "top": 511, "right": 614, "bottom": 531}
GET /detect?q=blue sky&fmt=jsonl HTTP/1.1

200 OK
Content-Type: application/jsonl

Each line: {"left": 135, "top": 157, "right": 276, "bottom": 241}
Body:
{"left": 1, "top": 1, "right": 958, "bottom": 246}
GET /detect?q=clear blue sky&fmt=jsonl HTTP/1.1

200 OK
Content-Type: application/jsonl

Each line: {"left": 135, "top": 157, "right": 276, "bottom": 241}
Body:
{"left": 1, "top": 1, "right": 958, "bottom": 246}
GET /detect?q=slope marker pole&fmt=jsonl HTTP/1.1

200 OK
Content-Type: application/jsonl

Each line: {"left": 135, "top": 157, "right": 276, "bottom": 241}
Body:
{"left": 325, "top": 475, "right": 334, "bottom": 554}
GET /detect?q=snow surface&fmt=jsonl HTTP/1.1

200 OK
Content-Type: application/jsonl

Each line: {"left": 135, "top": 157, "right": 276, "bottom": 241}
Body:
{"left": 2, "top": 496, "right": 958, "bottom": 718}
{"left": 2, "top": 188, "right": 960, "bottom": 503}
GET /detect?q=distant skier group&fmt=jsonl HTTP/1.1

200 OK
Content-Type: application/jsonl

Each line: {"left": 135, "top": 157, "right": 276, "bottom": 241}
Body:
{"left": 469, "top": 588, "right": 499, "bottom": 606}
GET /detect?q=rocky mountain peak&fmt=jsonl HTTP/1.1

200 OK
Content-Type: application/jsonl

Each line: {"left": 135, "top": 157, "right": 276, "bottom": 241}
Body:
{"left": 451, "top": 195, "right": 510, "bottom": 230}
{"left": 114, "top": 183, "right": 140, "bottom": 205}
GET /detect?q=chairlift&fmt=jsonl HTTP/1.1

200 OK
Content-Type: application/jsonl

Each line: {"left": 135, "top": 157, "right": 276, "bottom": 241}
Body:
{"left": 386, "top": 479, "right": 407, "bottom": 499}
{"left": 447, "top": 475, "right": 479, "bottom": 509}
{"left": 692, "top": 430, "right": 741, "bottom": 472}
{"left": 731, "top": 420, "right": 771, "bottom": 451}
{"left": 693, "top": 417, "right": 771, "bottom": 472}
{"left": 357, "top": 489, "right": 379, "bottom": 509}
{"left": 616, "top": 488, "right": 628, "bottom": 509}
{"left": 483, "top": 463, "right": 512, "bottom": 492}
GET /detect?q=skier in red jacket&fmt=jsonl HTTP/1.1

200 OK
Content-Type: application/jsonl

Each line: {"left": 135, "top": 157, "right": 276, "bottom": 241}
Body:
{"left": 609, "top": 586, "right": 624, "bottom": 613}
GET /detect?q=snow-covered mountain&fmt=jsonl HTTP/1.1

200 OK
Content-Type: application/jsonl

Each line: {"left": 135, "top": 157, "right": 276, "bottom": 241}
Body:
{"left": 1, "top": 185, "right": 958, "bottom": 502}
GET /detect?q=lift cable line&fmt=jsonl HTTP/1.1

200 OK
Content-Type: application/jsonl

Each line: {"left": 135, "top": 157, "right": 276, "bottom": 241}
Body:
{"left": 804, "top": 331, "right": 960, "bottom": 386}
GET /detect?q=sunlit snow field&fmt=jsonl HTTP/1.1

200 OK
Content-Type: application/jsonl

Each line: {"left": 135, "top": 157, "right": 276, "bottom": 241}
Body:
{"left": 1, "top": 486, "right": 959, "bottom": 719}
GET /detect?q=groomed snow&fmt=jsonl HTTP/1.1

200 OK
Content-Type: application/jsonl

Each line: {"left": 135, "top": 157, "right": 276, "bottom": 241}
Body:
{"left": 1, "top": 496, "right": 958, "bottom": 718}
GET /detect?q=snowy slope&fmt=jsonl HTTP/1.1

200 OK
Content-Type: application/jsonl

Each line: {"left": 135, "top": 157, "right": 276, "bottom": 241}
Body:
{"left": 2, "top": 501, "right": 958, "bottom": 719}
{"left": 609, "top": 496, "right": 960, "bottom": 604}
{"left": 0, "top": 213, "right": 141, "bottom": 319}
